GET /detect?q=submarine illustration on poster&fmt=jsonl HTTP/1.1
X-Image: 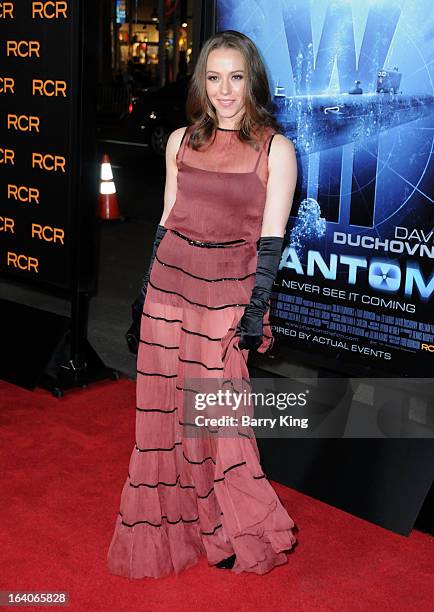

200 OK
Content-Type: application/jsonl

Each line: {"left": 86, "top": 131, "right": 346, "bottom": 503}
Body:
{"left": 274, "top": 68, "right": 434, "bottom": 156}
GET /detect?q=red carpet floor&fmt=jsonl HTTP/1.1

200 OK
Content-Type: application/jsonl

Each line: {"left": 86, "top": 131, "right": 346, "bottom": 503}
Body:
{"left": 0, "top": 377, "right": 433, "bottom": 612}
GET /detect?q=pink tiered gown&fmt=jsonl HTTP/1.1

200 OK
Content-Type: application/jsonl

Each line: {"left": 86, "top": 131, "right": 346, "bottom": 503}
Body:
{"left": 107, "top": 124, "right": 297, "bottom": 578}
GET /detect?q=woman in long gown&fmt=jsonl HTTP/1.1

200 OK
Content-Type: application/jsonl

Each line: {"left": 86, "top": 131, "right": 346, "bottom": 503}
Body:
{"left": 108, "top": 30, "right": 298, "bottom": 579}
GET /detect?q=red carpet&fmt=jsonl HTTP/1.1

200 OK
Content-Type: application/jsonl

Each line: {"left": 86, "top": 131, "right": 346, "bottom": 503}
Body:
{"left": 0, "top": 378, "right": 432, "bottom": 611}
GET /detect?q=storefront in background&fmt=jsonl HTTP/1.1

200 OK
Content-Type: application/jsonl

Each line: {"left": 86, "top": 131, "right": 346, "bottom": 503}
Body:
{"left": 114, "top": 0, "right": 193, "bottom": 85}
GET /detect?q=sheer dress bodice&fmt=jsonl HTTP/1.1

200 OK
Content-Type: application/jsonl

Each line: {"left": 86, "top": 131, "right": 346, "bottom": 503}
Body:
{"left": 164, "top": 125, "right": 277, "bottom": 244}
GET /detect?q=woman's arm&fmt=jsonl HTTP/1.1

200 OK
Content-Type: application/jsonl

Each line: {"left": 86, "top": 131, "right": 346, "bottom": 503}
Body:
{"left": 260, "top": 134, "right": 297, "bottom": 237}
{"left": 125, "top": 126, "right": 187, "bottom": 354}
{"left": 159, "top": 126, "right": 188, "bottom": 226}
{"left": 235, "top": 134, "right": 297, "bottom": 350}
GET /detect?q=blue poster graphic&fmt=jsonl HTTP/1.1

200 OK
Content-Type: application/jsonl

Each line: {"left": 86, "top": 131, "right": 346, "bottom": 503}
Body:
{"left": 217, "top": 0, "right": 434, "bottom": 376}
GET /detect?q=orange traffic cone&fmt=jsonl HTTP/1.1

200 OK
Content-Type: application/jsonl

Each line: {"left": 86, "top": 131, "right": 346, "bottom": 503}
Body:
{"left": 97, "top": 153, "right": 123, "bottom": 221}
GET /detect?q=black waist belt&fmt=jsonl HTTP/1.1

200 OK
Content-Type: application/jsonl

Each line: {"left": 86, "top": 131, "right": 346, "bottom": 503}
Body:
{"left": 170, "top": 228, "right": 247, "bottom": 248}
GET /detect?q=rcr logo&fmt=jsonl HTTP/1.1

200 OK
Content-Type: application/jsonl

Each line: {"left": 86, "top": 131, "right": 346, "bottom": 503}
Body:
{"left": 421, "top": 343, "right": 434, "bottom": 352}
{"left": 32, "top": 79, "right": 67, "bottom": 97}
{"left": 0, "top": 2, "right": 14, "bottom": 18}
{"left": 32, "top": 1, "right": 68, "bottom": 19}
{"left": 7, "top": 252, "right": 39, "bottom": 273}
{"left": 7, "top": 114, "right": 40, "bottom": 132}
{"left": 8, "top": 185, "right": 40, "bottom": 204}
{"left": 0, "top": 216, "right": 14, "bottom": 233}
{"left": 7, "top": 40, "right": 40, "bottom": 58}
{"left": 31, "top": 224, "right": 64, "bottom": 244}
{"left": 0, "top": 77, "right": 14, "bottom": 93}
{"left": 0, "top": 147, "right": 14, "bottom": 165}
{"left": 32, "top": 152, "right": 66, "bottom": 172}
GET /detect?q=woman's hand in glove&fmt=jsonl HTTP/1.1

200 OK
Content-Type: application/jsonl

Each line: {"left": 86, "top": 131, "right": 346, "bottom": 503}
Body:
{"left": 235, "top": 236, "right": 284, "bottom": 351}
{"left": 125, "top": 223, "right": 167, "bottom": 354}
{"left": 125, "top": 298, "right": 144, "bottom": 354}
{"left": 235, "top": 287, "right": 270, "bottom": 350}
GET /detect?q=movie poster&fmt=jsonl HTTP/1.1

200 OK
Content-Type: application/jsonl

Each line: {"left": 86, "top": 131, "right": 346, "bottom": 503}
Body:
{"left": 217, "top": 0, "right": 434, "bottom": 376}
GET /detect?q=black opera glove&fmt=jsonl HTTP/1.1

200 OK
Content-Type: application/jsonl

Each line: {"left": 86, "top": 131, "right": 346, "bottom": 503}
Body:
{"left": 125, "top": 224, "right": 167, "bottom": 354}
{"left": 235, "top": 236, "right": 284, "bottom": 351}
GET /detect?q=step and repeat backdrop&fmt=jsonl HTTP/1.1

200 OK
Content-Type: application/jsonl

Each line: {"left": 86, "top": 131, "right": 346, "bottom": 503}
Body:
{"left": 0, "top": 1, "right": 97, "bottom": 293}
{"left": 217, "top": 0, "right": 434, "bottom": 377}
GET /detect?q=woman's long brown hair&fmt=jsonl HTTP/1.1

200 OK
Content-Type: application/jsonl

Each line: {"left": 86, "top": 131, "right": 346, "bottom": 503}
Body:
{"left": 185, "top": 30, "right": 281, "bottom": 151}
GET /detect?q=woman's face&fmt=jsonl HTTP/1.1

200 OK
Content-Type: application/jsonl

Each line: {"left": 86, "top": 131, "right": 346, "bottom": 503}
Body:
{"left": 205, "top": 47, "right": 246, "bottom": 128}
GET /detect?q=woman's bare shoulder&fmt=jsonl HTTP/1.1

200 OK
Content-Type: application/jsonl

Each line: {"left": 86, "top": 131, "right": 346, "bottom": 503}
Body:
{"left": 268, "top": 133, "right": 296, "bottom": 166}
{"left": 167, "top": 126, "right": 188, "bottom": 149}
{"left": 166, "top": 126, "right": 189, "bottom": 162}
{"left": 270, "top": 132, "right": 295, "bottom": 152}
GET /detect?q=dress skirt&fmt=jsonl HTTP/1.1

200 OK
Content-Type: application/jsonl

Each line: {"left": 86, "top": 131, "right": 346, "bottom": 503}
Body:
{"left": 107, "top": 229, "right": 297, "bottom": 579}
